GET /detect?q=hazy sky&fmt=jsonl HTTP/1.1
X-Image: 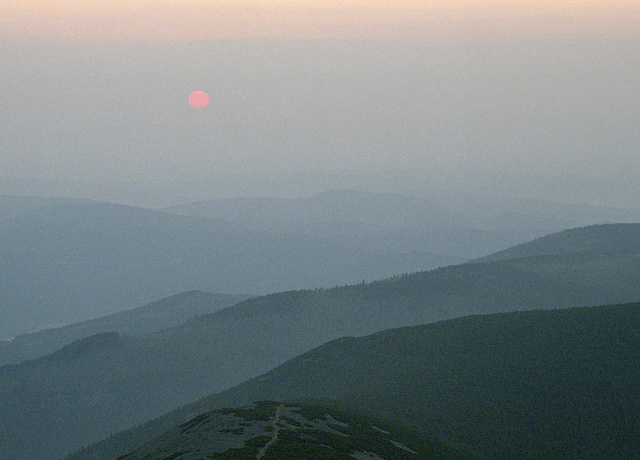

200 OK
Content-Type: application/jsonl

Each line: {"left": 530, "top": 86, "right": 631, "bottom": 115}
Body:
{"left": 3, "top": 0, "right": 640, "bottom": 41}
{"left": 1, "top": 1, "right": 639, "bottom": 198}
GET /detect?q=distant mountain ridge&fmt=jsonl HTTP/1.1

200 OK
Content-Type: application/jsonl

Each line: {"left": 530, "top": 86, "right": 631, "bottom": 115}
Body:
{"left": 4, "top": 190, "right": 637, "bottom": 339}
{"left": 0, "top": 194, "right": 463, "bottom": 339}
{"left": 165, "top": 188, "right": 471, "bottom": 232}
{"left": 477, "top": 223, "right": 640, "bottom": 262}
{"left": 166, "top": 188, "right": 640, "bottom": 233}
{"left": 75, "top": 302, "right": 640, "bottom": 460}
{"left": 0, "top": 290, "right": 252, "bottom": 366}
{"left": 0, "top": 195, "right": 92, "bottom": 215}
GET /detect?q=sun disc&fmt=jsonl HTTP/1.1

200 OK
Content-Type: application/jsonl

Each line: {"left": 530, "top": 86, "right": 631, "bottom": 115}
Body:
{"left": 188, "top": 90, "right": 209, "bottom": 109}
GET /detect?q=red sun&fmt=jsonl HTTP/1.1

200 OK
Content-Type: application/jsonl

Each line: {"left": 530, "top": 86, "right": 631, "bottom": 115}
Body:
{"left": 188, "top": 90, "right": 209, "bottom": 109}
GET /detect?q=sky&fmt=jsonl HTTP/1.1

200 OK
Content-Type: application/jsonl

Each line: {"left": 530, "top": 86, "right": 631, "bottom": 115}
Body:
{"left": 1, "top": 1, "right": 639, "bottom": 204}
{"left": 3, "top": 0, "right": 640, "bottom": 41}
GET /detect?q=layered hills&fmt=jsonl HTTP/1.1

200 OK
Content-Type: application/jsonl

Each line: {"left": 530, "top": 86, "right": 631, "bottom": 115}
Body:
{"left": 1, "top": 223, "right": 639, "bottom": 460}
{"left": 3, "top": 190, "right": 638, "bottom": 340}
{"left": 165, "top": 188, "right": 640, "bottom": 235}
{"left": 0, "top": 193, "right": 468, "bottom": 339}
{"left": 74, "top": 302, "right": 640, "bottom": 460}
{"left": 0, "top": 290, "right": 251, "bottom": 366}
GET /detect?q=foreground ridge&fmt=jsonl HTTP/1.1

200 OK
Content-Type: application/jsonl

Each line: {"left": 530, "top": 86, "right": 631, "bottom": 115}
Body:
{"left": 115, "top": 400, "right": 469, "bottom": 460}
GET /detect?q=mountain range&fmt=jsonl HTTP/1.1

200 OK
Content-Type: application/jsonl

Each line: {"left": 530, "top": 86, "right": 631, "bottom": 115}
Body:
{"left": 1, "top": 223, "right": 639, "bottom": 460}
{"left": 0, "top": 192, "right": 481, "bottom": 339}
{"left": 3, "top": 189, "right": 639, "bottom": 339}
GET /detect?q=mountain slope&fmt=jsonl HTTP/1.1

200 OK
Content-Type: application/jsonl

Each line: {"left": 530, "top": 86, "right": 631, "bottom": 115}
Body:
{"left": 2, "top": 223, "right": 640, "bottom": 460}
{"left": 76, "top": 302, "right": 640, "bottom": 460}
{"left": 0, "top": 290, "right": 252, "bottom": 366}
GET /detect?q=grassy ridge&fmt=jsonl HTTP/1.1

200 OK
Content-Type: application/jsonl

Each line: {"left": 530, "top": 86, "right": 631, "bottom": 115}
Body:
{"left": 106, "top": 401, "right": 474, "bottom": 460}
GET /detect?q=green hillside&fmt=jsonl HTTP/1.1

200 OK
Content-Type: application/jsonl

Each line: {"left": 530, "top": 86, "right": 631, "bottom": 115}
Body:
{"left": 102, "top": 400, "right": 472, "bottom": 460}
{"left": 2, "top": 224, "right": 640, "bottom": 460}
{"left": 75, "top": 302, "right": 640, "bottom": 460}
